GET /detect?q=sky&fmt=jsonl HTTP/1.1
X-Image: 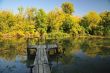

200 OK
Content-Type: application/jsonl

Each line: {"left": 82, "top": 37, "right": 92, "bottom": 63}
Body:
{"left": 0, "top": 0, "right": 110, "bottom": 16}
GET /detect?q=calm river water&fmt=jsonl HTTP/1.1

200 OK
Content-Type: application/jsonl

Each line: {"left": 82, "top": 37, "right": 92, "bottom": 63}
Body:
{"left": 0, "top": 37, "right": 110, "bottom": 73}
{"left": 47, "top": 37, "right": 110, "bottom": 73}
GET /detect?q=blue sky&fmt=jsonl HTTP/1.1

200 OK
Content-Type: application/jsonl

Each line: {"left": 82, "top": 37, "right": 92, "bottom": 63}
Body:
{"left": 0, "top": 0, "right": 110, "bottom": 16}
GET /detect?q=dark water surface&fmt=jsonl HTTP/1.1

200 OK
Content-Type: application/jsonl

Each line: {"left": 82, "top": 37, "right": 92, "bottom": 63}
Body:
{"left": 0, "top": 37, "right": 110, "bottom": 73}
{"left": 47, "top": 37, "right": 110, "bottom": 73}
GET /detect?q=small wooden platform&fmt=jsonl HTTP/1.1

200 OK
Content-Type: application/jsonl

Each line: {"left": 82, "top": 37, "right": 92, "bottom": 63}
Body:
{"left": 32, "top": 46, "right": 51, "bottom": 73}
{"left": 28, "top": 44, "right": 57, "bottom": 50}
{"left": 27, "top": 44, "right": 57, "bottom": 73}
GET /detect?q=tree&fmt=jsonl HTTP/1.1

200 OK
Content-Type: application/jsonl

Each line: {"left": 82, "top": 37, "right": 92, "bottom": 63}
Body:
{"left": 47, "top": 8, "right": 65, "bottom": 32}
{"left": 35, "top": 9, "right": 47, "bottom": 30}
{"left": 26, "top": 7, "right": 37, "bottom": 24}
{"left": 18, "top": 6, "right": 24, "bottom": 14}
{"left": 35, "top": 9, "right": 47, "bottom": 37}
{"left": 80, "top": 11, "right": 101, "bottom": 35}
{"left": 0, "top": 10, "right": 16, "bottom": 32}
{"left": 61, "top": 14, "right": 73, "bottom": 33}
{"left": 61, "top": 2, "right": 74, "bottom": 14}
{"left": 61, "top": 14, "right": 85, "bottom": 35}
{"left": 99, "top": 11, "right": 110, "bottom": 36}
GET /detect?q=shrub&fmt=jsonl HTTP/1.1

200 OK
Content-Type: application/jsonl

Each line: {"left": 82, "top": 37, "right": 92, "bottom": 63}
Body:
{"left": 46, "top": 32, "right": 70, "bottom": 39}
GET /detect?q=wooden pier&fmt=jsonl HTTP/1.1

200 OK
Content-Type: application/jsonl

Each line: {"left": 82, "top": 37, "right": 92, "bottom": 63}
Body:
{"left": 27, "top": 44, "right": 58, "bottom": 73}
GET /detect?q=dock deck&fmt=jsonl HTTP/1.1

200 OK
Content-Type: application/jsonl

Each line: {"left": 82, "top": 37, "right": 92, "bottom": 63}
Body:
{"left": 27, "top": 44, "right": 57, "bottom": 73}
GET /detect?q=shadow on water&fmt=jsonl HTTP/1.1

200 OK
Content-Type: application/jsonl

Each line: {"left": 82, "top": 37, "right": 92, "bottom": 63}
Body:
{"left": 27, "top": 47, "right": 36, "bottom": 73}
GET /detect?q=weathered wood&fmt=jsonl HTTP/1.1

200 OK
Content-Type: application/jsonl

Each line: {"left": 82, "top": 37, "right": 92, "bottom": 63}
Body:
{"left": 28, "top": 44, "right": 57, "bottom": 50}
{"left": 32, "top": 45, "right": 51, "bottom": 73}
{"left": 27, "top": 43, "right": 58, "bottom": 73}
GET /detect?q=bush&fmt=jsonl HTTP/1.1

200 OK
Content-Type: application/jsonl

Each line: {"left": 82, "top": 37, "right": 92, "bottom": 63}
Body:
{"left": 16, "top": 31, "right": 25, "bottom": 38}
{"left": 0, "top": 32, "right": 2, "bottom": 37}
{"left": 46, "top": 32, "right": 70, "bottom": 39}
{"left": 33, "top": 31, "right": 40, "bottom": 38}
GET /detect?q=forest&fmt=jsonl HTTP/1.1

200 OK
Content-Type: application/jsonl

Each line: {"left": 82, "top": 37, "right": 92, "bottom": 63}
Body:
{"left": 0, "top": 2, "right": 110, "bottom": 38}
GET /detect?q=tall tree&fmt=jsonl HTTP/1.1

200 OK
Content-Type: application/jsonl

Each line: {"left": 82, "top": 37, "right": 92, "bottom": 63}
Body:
{"left": 35, "top": 9, "right": 47, "bottom": 29}
{"left": 47, "top": 8, "right": 65, "bottom": 32}
{"left": 61, "top": 2, "right": 74, "bottom": 14}
{"left": 35, "top": 9, "right": 47, "bottom": 37}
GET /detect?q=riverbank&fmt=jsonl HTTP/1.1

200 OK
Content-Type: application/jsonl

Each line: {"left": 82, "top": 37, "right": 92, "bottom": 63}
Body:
{"left": 0, "top": 32, "right": 110, "bottom": 40}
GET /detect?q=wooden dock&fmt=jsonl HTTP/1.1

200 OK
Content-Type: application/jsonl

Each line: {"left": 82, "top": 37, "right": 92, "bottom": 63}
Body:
{"left": 27, "top": 44, "right": 57, "bottom": 73}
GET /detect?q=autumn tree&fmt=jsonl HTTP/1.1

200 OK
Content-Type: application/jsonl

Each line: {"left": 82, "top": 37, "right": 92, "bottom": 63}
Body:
{"left": 0, "top": 2, "right": 110, "bottom": 38}
{"left": 61, "top": 2, "right": 74, "bottom": 14}
{"left": 80, "top": 11, "right": 101, "bottom": 35}
{"left": 0, "top": 11, "right": 16, "bottom": 33}
{"left": 100, "top": 11, "right": 110, "bottom": 35}
{"left": 61, "top": 14, "right": 73, "bottom": 33}
{"left": 35, "top": 9, "right": 47, "bottom": 30}
{"left": 25, "top": 8, "right": 37, "bottom": 25}
{"left": 35, "top": 9, "right": 47, "bottom": 37}
{"left": 47, "top": 8, "right": 65, "bottom": 32}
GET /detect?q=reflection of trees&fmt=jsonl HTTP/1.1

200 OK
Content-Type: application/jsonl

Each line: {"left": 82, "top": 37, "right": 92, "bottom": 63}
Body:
{"left": 80, "top": 37, "right": 110, "bottom": 57}
{"left": 80, "top": 39, "right": 101, "bottom": 57}
{"left": 98, "top": 46, "right": 110, "bottom": 56}
{"left": 49, "top": 37, "right": 110, "bottom": 66}
{"left": 50, "top": 37, "right": 110, "bottom": 73}
{"left": 49, "top": 37, "right": 85, "bottom": 64}
{"left": 0, "top": 38, "right": 27, "bottom": 61}
{"left": 60, "top": 38, "right": 87, "bottom": 64}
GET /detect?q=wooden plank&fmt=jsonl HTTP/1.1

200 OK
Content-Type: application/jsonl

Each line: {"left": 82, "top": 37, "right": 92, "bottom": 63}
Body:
{"left": 43, "top": 47, "right": 48, "bottom": 64}
{"left": 33, "top": 45, "right": 51, "bottom": 73}
{"left": 43, "top": 64, "right": 51, "bottom": 73}
{"left": 28, "top": 44, "right": 57, "bottom": 50}
{"left": 43, "top": 47, "right": 51, "bottom": 73}
{"left": 27, "top": 45, "right": 38, "bottom": 49}
{"left": 39, "top": 64, "right": 43, "bottom": 73}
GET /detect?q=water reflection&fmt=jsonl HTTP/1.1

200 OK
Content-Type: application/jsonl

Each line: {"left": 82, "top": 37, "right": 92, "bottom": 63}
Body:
{"left": 47, "top": 37, "right": 110, "bottom": 73}
{"left": 27, "top": 47, "right": 36, "bottom": 73}
{"left": 0, "top": 38, "right": 29, "bottom": 73}
{"left": 1, "top": 37, "right": 110, "bottom": 73}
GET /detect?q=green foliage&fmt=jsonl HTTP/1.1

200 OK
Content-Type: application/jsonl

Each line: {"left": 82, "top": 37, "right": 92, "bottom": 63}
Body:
{"left": 0, "top": 11, "right": 15, "bottom": 32}
{"left": 26, "top": 7, "right": 37, "bottom": 21}
{"left": 71, "top": 25, "right": 85, "bottom": 36}
{"left": 61, "top": 14, "right": 83, "bottom": 36}
{"left": 46, "top": 32, "right": 70, "bottom": 39}
{"left": 80, "top": 11, "right": 101, "bottom": 35}
{"left": 18, "top": 6, "right": 24, "bottom": 14}
{"left": 35, "top": 9, "right": 47, "bottom": 32}
{"left": 99, "top": 11, "right": 110, "bottom": 36}
{"left": 47, "top": 8, "right": 65, "bottom": 32}
{"left": 0, "top": 9, "right": 36, "bottom": 38}
{"left": 0, "top": 2, "right": 109, "bottom": 38}
{"left": 91, "top": 26, "right": 104, "bottom": 35}
{"left": 61, "top": 2, "right": 74, "bottom": 14}
{"left": 0, "top": 32, "right": 2, "bottom": 37}
{"left": 61, "top": 14, "right": 73, "bottom": 33}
